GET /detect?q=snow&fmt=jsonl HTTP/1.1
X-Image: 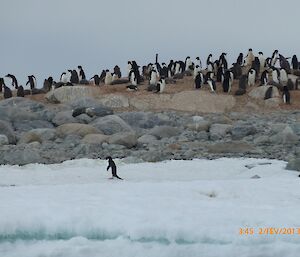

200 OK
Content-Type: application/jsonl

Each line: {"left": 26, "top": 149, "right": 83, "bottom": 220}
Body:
{"left": 0, "top": 158, "right": 300, "bottom": 257}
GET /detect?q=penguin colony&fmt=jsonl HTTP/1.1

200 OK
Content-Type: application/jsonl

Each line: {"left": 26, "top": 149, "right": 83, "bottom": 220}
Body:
{"left": 1, "top": 49, "right": 300, "bottom": 104}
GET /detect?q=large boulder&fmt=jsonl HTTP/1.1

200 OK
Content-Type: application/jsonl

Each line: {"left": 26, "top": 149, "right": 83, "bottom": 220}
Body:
{"left": 0, "top": 120, "right": 16, "bottom": 144}
{"left": 108, "top": 132, "right": 137, "bottom": 148}
{"left": 18, "top": 132, "right": 42, "bottom": 144}
{"left": 0, "top": 97, "right": 46, "bottom": 112}
{"left": 137, "top": 134, "right": 158, "bottom": 144}
{"left": 97, "top": 94, "right": 129, "bottom": 108}
{"left": 45, "top": 86, "right": 102, "bottom": 103}
{"left": 209, "top": 124, "right": 232, "bottom": 140}
{"left": 56, "top": 123, "right": 102, "bottom": 137}
{"left": 91, "top": 115, "right": 133, "bottom": 135}
{"left": 0, "top": 106, "right": 39, "bottom": 121}
{"left": 207, "top": 141, "right": 258, "bottom": 154}
{"left": 81, "top": 134, "right": 109, "bottom": 144}
{"left": 286, "top": 158, "right": 300, "bottom": 171}
{"left": 248, "top": 86, "right": 280, "bottom": 100}
{"left": 13, "top": 120, "right": 54, "bottom": 132}
{"left": 0, "top": 135, "right": 9, "bottom": 145}
{"left": 231, "top": 123, "right": 257, "bottom": 140}
{"left": 147, "top": 126, "right": 180, "bottom": 139}
{"left": 270, "top": 126, "right": 299, "bottom": 145}
{"left": 52, "top": 111, "right": 78, "bottom": 126}
{"left": 186, "top": 117, "right": 210, "bottom": 132}
{"left": 28, "top": 128, "right": 57, "bottom": 141}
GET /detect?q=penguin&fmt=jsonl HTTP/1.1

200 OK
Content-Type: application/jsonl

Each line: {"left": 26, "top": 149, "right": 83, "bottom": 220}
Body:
{"left": 195, "top": 57, "right": 202, "bottom": 69}
{"left": 112, "top": 73, "right": 118, "bottom": 82}
{"left": 43, "top": 77, "right": 54, "bottom": 92}
{"left": 174, "top": 61, "right": 181, "bottom": 74}
{"left": 282, "top": 85, "right": 290, "bottom": 104}
{"left": 126, "top": 85, "right": 138, "bottom": 91}
{"left": 155, "top": 79, "right": 166, "bottom": 93}
{"left": 235, "top": 75, "right": 247, "bottom": 96}
{"left": 131, "top": 61, "right": 141, "bottom": 84}
{"left": 271, "top": 67, "right": 280, "bottom": 83}
{"left": 160, "top": 63, "right": 169, "bottom": 78}
{"left": 204, "top": 71, "right": 214, "bottom": 84}
{"left": 258, "top": 52, "right": 266, "bottom": 73}
{"left": 26, "top": 75, "right": 37, "bottom": 90}
{"left": 279, "top": 68, "right": 288, "bottom": 84}
{"left": 127, "top": 61, "right": 132, "bottom": 77}
{"left": 106, "top": 156, "right": 123, "bottom": 180}
{"left": 248, "top": 68, "right": 256, "bottom": 87}
{"left": 271, "top": 50, "right": 279, "bottom": 67}
{"left": 217, "top": 66, "right": 224, "bottom": 82}
{"left": 77, "top": 66, "right": 86, "bottom": 80}
{"left": 60, "top": 72, "right": 69, "bottom": 83}
{"left": 286, "top": 79, "right": 294, "bottom": 90}
{"left": 206, "top": 54, "right": 214, "bottom": 72}
{"left": 5, "top": 74, "right": 18, "bottom": 89}
{"left": 219, "top": 53, "right": 228, "bottom": 69}
{"left": 194, "top": 71, "right": 203, "bottom": 89}
{"left": 16, "top": 85, "right": 25, "bottom": 97}
{"left": 222, "top": 70, "right": 232, "bottom": 93}
{"left": 279, "top": 54, "right": 291, "bottom": 73}
{"left": 264, "top": 86, "right": 273, "bottom": 100}
{"left": 252, "top": 57, "right": 260, "bottom": 76}
{"left": 70, "top": 70, "right": 79, "bottom": 84}
{"left": 193, "top": 65, "right": 201, "bottom": 79}
{"left": 207, "top": 77, "right": 216, "bottom": 92}
{"left": 104, "top": 70, "right": 113, "bottom": 85}
{"left": 3, "top": 85, "right": 12, "bottom": 98}
{"left": 90, "top": 75, "right": 100, "bottom": 85}
{"left": 185, "top": 56, "right": 193, "bottom": 71}
{"left": 114, "top": 65, "right": 122, "bottom": 78}
{"left": 292, "top": 55, "right": 299, "bottom": 70}
{"left": 231, "top": 63, "right": 242, "bottom": 79}
{"left": 129, "top": 69, "right": 137, "bottom": 86}
{"left": 260, "top": 70, "right": 269, "bottom": 86}
{"left": 265, "top": 58, "right": 272, "bottom": 68}
{"left": 168, "top": 60, "right": 175, "bottom": 77}
{"left": 0, "top": 77, "right": 5, "bottom": 92}
{"left": 236, "top": 53, "right": 243, "bottom": 65}
{"left": 100, "top": 70, "right": 106, "bottom": 82}
{"left": 149, "top": 68, "right": 158, "bottom": 85}
{"left": 244, "top": 48, "right": 254, "bottom": 67}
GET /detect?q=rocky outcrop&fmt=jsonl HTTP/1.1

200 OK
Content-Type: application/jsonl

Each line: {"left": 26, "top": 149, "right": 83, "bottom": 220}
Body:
{"left": 56, "top": 123, "right": 102, "bottom": 138}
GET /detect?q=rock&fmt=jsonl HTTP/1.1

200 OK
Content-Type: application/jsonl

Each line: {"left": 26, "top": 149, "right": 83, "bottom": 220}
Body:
{"left": 56, "top": 123, "right": 102, "bottom": 138}
{"left": 286, "top": 158, "right": 300, "bottom": 171}
{"left": 231, "top": 123, "right": 257, "bottom": 140}
{"left": 45, "top": 86, "right": 102, "bottom": 103}
{"left": 117, "top": 112, "right": 171, "bottom": 129}
{"left": 253, "top": 136, "right": 270, "bottom": 145}
{"left": 75, "top": 113, "right": 94, "bottom": 124}
{"left": 270, "top": 126, "right": 299, "bottom": 145}
{"left": 29, "top": 128, "right": 57, "bottom": 141}
{"left": 0, "top": 106, "right": 39, "bottom": 121}
{"left": 290, "top": 122, "right": 300, "bottom": 135}
{"left": 251, "top": 175, "right": 261, "bottom": 179}
{"left": 207, "top": 141, "right": 258, "bottom": 154}
{"left": 0, "top": 120, "right": 16, "bottom": 144}
{"left": 85, "top": 106, "right": 113, "bottom": 117}
{"left": 0, "top": 97, "right": 46, "bottom": 111}
{"left": 148, "top": 126, "right": 180, "bottom": 139}
{"left": 91, "top": 115, "right": 133, "bottom": 135}
{"left": 264, "top": 98, "right": 280, "bottom": 108}
{"left": 108, "top": 132, "right": 137, "bottom": 148}
{"left": 209, "top": 124, "right": 232, "bottom": 140}
{"left": 186, "top": 119, "right": 210, "bottom": 132}
{"left": 0, "top": 135, "right": 9, "bottom": 145}
{"left": 52, "top": 111, "right": 78, "bottom": 126}
{"left": 13, "top": 120, "right": 54, "bottom": 132}
{"left": 81, "top": 134, "right": 109, "bottom": 144}
{"left": 137, "top": 134, "right": 158, "bottom": 144}
{"left": 18, "top": 132, "right": 42, "bottom": 144}
{"left": 248, "top": 86, "right": 280, "bottom": 100}
{"left": 97, "top": 94, "right": 129, "bottom": 108}
{"left": 271, "top": 123, "right": 287, "bottom": 134}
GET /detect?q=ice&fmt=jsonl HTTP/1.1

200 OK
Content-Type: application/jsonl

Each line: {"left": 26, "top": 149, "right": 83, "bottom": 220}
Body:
{"left": 0, "top": 158, "right": 299, "bottom": 257}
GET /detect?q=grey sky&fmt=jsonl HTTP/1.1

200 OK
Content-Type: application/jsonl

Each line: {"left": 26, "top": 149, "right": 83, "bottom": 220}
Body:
{"left": 0, "top": 0, "right": 299, "bottom": 86}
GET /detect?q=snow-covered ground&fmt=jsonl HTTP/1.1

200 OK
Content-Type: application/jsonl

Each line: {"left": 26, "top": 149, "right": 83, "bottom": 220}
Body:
{"left": 0, "top": 158, "right": 300, "bottom": 257}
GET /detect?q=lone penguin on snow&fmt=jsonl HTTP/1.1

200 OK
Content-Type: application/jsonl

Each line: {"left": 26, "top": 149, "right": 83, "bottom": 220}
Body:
{"left": 106, "top": 156, "right": 123, "bottom": 180}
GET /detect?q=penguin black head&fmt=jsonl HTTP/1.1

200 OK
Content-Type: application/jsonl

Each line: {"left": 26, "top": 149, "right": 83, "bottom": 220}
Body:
{"left": 249, "top": 48, "right": 253, "bottom": 51}
{"left": 105, "top": 69, "right": 109, "bottom": 72}
{"left": 258, "top": 52, "right": 263, "bottom": 55}
{"left": 78, "top": 65, "right": 82, "bottom": 69}
{"left": 68, "top": 70, "right": 72, "bottom": 73}
{"left": 106, "top": 156, "right": 112, "bottom": 161}
{"left": 195, "top": 65, "right": 199, "bottom": 68}
{"left": 196, "top": 57, "right": 200, "bottom": 60}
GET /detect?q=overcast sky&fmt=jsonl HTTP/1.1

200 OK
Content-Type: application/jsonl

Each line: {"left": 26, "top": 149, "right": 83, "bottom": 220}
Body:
{"left": 0, "top": 0, "right": 299, "bottom": 87}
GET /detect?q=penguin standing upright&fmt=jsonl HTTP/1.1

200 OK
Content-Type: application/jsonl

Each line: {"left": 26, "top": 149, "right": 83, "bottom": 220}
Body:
{"left": 271, "top": 67, "right": 280, "bottom": 83}
{"left": 207, "top": 77, "right": 216, "bottom": 92}
{"left": 244, "top": 48, "right": 254, "bottom": 67}
{"left": 5, "top": 74, "right": 18, "bottom": 89}
{"left": 60, "top": 72, "right": 69, "bottom": 83}
{"left": 106, "top": 156, "right": 123, "bottom": 180}
{"left": 280, "top": 68, "right": 288, "bottom": 84}
{"left": 193, "top": 65, "right": 201, "bottom": 79}
{"left": 236, "top": 53, "right": 243, "bottom": 65}
{"left": 26, "top": 75, "right": 37, "bottom": 90}
{"left": 292, "top": 55, "right": 299, "bottom": 70}
{"left": 17, "top": 85, "right": 25, "bottom": 97}
{"left": 127, "top": 61, "right": 132, "bottom": 77}
{"left": 219, "top": 53, "right": 228, "bottom": 70}
{"left": 195, "top": 57, "right": 202, "bottom": 69}
{"left": 258, "top": 52, "right": 266, "bottom": 73}
{"left": 149, "top": 68, "right": 158, "bottom": 85}
{"left": 175, "top": 61, "right": 181, "bottom": 74}
{"left": 248, "top": 69, "right": 256, "bottom": 87}
{"left": 155, "top": 79, "right": 166, "bottom": 93}
{"left": 70, "top": 70, "right": 79, "bottom": 84}
{"left": 160, "top": 63, "right": 169, "bottom": 78}
{"left": 90, "top": 75, "right": 100, "bottom": 85}
{"left": 194, "top": 72, "right": 203, "bottom": 89}
{"left": 185, "top": 56, "right": 193, "bottom": 71}
{"left": 100, "top": 70, "right": 106, "bottom": 82}
{"left": 282, "top": 85, "right": 290, "bottom": 104}
{"left": 168, "top": 60, "right": 175, "bottom": 77}
{"left": 129, "top": 69, "right": 137, "bottom": 86}
{"left": 252, "top": 57, "right": 260, "bottom": 76}
{"left": 104, "top": 70, "right": 113, "bottom": 85}
{"left": 271, "top": 50, "right": 279, "bottom": 67}
{"left": 0, "top": 78, "right": 5, "bottom": 92}
{"left": 206, "top": 54, "right": 214, "bottom": 72}
{"left": 114, "top": 65, "right": 122, "bottom": 78}
{"left": 260, "top": 70, "right": 269, "bottom": 86}
{"left": 77, "top": 66, "right": 86, "bottom": 81}
{"left": 222, "top": 70, "right": 232, "bottom": 93}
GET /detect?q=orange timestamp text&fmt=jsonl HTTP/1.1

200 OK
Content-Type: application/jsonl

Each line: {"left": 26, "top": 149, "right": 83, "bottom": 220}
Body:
{"left": 239, "top": 227, "right": 298, "bottom": 235}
